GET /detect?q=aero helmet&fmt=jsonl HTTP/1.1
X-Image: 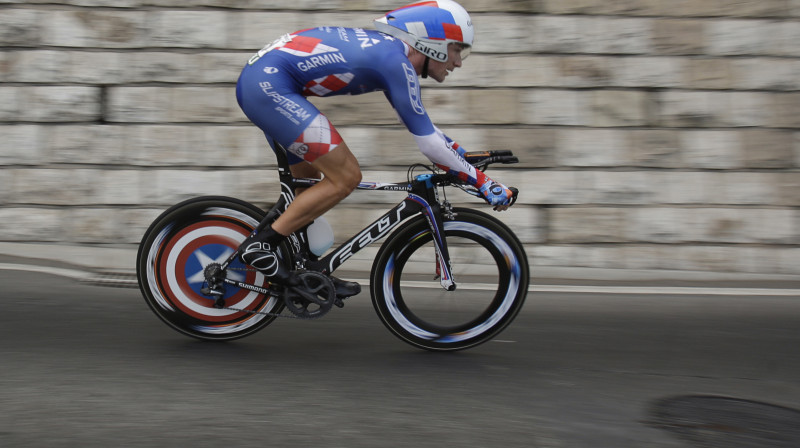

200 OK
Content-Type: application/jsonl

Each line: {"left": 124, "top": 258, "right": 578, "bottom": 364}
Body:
{"left": 374, "top": 0, "right": 474, "bottom": 62}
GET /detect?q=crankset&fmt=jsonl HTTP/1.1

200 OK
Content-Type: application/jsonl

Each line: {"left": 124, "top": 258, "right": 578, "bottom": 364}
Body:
{"left": 282, "top": 271, "right": 337, "bottom": 319}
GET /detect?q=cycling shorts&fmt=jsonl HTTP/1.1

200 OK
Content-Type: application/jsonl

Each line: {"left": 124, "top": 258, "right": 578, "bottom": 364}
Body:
{"left": 236, "top": 59, "right": 343, "bottom": 165}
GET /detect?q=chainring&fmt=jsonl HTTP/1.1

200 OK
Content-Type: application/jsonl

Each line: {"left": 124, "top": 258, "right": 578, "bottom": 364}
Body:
{"left": 282, "top": 271, "right": 336, "bottom": 319}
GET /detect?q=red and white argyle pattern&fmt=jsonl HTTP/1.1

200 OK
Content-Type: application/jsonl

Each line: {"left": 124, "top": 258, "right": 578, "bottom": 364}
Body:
{"left": 287, "top": 114, "right": 343, "bottom": 163}
{"left": 277, "top": 35, "right": 339, "bottom": 57}
{"left": 303, "top": 73, "right": 355, "bottom": 97}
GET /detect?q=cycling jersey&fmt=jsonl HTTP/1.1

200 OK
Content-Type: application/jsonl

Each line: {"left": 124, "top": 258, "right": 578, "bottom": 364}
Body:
{"left": 236, "top": 26, "right": 488, "bottom": 188}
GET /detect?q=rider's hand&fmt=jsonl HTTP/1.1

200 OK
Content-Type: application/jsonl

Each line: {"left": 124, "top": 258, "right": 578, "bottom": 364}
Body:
{"left": 479, "top": 181, "right": 514, "bottom": 211}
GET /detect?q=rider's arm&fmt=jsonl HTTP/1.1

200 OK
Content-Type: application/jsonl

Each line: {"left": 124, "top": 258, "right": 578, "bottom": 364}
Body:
{"left": 378, "top": 54, "right": 512, "bottom": 206}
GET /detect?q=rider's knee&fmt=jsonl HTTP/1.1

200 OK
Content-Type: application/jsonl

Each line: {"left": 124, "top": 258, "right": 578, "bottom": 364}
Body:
{"left": 333, "top": 168, "right": 361, "bottom": 198}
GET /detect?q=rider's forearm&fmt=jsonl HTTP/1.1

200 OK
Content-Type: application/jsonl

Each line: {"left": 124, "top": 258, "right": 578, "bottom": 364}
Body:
{"left": 412, "top": 131, "right": 490, "bottom": 187}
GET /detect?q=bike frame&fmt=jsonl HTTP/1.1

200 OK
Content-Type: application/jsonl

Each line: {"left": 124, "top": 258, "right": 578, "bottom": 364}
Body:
{"left": 219, "top": 143, "right": 458, "bottom": 291}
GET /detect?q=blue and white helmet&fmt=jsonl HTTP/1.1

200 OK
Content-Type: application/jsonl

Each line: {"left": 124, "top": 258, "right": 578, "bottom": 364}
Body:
{"left": 374, "top": 0, "right": 474, "bottom": 62}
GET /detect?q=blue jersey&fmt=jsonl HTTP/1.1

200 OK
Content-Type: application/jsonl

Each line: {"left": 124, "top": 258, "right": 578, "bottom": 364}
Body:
{"left": 236, "top": 27, "right": 484, "bottom": 186}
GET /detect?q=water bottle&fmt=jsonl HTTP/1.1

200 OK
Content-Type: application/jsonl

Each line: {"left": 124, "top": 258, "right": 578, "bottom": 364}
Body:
{"left": 307, "top": 216, "right": 334, "bottom": 256}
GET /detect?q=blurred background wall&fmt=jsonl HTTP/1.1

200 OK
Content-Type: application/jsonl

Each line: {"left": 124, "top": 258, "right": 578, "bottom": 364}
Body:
{"left": 0, "top": 0, "right": 798, "bottom": 274}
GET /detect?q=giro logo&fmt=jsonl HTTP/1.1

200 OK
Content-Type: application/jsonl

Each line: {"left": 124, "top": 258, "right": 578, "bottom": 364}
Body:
{"left": 263, "top": 67, "right": 279, "bottom": 74}
{"left": 414, "top": 42, "right": 446, "bottom": 61}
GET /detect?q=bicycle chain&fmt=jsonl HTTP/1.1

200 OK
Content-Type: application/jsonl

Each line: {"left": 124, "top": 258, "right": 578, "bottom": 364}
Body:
{"left": 217, "top": 266, "right": 322, "bottom": 320}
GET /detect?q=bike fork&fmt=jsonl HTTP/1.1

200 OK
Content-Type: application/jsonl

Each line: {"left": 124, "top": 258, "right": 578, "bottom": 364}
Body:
{"left": 409, "top": 174, "right": 456, "bottom": 292}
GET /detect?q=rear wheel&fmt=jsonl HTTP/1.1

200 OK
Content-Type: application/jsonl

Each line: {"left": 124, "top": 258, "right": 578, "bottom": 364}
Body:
{"left": 370, "top": 208, "right": 529, "bottom": 351}
{"left": 137, "top": 196, "right": 286, "bottom": 341}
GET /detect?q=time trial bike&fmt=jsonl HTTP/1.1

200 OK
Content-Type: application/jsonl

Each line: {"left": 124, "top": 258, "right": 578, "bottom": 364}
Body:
{"left": 136, "top": 143, "right": 529, "bottom": 351}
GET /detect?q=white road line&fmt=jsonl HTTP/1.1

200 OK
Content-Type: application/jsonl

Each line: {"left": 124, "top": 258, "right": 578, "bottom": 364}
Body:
{"left": 0, "top": 263, "right": 91, "bottom": 281}
{"left": 2, "top": 264, "right": 798, "bottom": 297}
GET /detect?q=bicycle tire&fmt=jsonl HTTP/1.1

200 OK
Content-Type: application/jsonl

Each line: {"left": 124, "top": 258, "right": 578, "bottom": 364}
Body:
{"left": 136, "top": 196, "right": 286, "bottom": 341}
{"left": 370, "top": 208, "right": 529, "bottom": 351}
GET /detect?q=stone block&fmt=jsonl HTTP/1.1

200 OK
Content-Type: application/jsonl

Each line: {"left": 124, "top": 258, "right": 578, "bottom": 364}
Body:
{"left": 465, "top": 89, "right": 520, "bottom": 125}
{"left": 657, "top": 91, "right": 724, "bottom": 128}
{"left": 671, "top": 0, "right": 723, "bottom": 16}
{"left": 141, "top": 169, "right": 238, "bottom": 205}
{"left": 778, "top": 248, "right": 800, "bottom": 275}
{"left": 198, "top": 52, "right": 251, "bottom": 84}
{"left": 626, "top": 129, "right": 682, "bottom": 168}
{"left": 1, "top": 50, "right": 72, "bottom": 84}
{"left": 473, "top": 15, "right": 534, "bottom": 54}
{"left": 199, "top": 126, "right": 269, "bottom": 168}
{"left": 613, "top": 56, "right": 683, "bottom": 89}
{"left": 106, "top": 87, "right": 170, "bottom": 123}
{"left": 780, "top": 22, "right": 800, "bottom": 57}
{"left": 8, "top": 168, "right": 99, "bottom": 205}
{"left": 585, "top": 171, "right": 659, "bottom": 205}
{"left": 147, "top": 10, "right": 230, "bottom": 48}
{"left": 549, "top": 207, "right": 626, "bottom": 243}
{"left": 684, "top": 58, "right": 734, "bottom": 90}
{"left": 651, "top": 171, "right": 711, "bottom": 204}
{"left": 621, "top": 244, "right": 674, "bottom": 271}
{"left": 0, "top": 8, "right": 41, "bottom": 46}
{"left": 97, "top": 170, "right": 143, "bottom": 205}
{"left": 483, "top": 127, "right": 558, "bottom": 168}
{"left": 590, "top": 90, "right": 650, "bottom": 127}
{"left": 627, "top": 207, "right": 687, "bottom": 243}
{"left": 228, "top": 168, "right": 282, "bottom": 206}
{"left": 732, "top": 58, "right": 800, "bottom": 91}
{"left": 589, "top": 17, "right": 652, "bottom": 55}
{"left": 1, "top": 86, "right": 101, "bottom": 123}
{"left": 0, "top": 125, "right": 43, "bottom": 165}
{"left": 716, "top": 0, "right": 791, "bottom": 17}
{"left": 679, "top": 130, "right": 743, "bottom": 169}
{"left": 0, "top": 87, "right": 20, "bottom": 120}
{"left": 529, "top": 244, "right": 574, "bottom": 268}
{"left": 538, "top": 0, "right": 599, "bottom": 14}
{"left": 556, "top": 129, "right": 629, "bottom": 167}
{"left": 43, "top": 125, "right": 127, "bottom": 165}
{"left": 0, "top": 207, "right": 63, "bottom": 242}
{"left": 556, "top": 56, "right": 614, "bottom": 88}
{"left": 521, "top": 90, "right": 587, "bottom": 126}
{"left": 106, "top": 87, "right": 242, "bottom": 124}
{"left": 795, "top": 132, "right": 800, "bottom": 167}
{"left": 503, "top": 170, "right": 586, "bottom": 205}
{"left": 775, "top": 172, "right": 800, "bottom": 207}
{"left": 720, "top": 92, "right": 772, "bottom": 127}
{"left": 706, "top": 19, "right": 771, "bottom": 56}
{"left": 711, "top": 172, "right": 783, "bottom": 206}
{"left": 741, "top": 129, "right": 795, "bottom": 169}
{"left": 497, "top": 55, "right": 562, "bottom": 88}
{"left": 677, "top": 246, "right": 746, "bottom": 273}
{"left": 118, "top": 208, "right": 164, "bottom": 245}
{"left": 652, "top": 19, "right": 706, "bottom": 55}
{"left": 168, "top": 87, "right": 243, "bottom": 123}
{"left": 531, "top": 16, "right": 586, "bottom": 53}
{"left": 338, "top": 127, "right": 417, "bottom": 168}
{"left": 0, "top": 169, "right": 7, "bottom": 201}
{"left": 63, "top": 208, "right": 125, "bottom": 243}
{"left": 232, "top": 12, "right": 381, "bottom": 51}
{"left": 457, "top": 0, "right": 544, "bottom": 13}
{"left": 770, "top": 93, "right": 800, "bottom": 129}
{"left": 125, "top": 52, "right": 196, "bottom": 83}
{"left": 686, "top": 208, "right": 798, "bottom": 244}
{"left": 40, "top": 9, "right": 147, "bottom": 48}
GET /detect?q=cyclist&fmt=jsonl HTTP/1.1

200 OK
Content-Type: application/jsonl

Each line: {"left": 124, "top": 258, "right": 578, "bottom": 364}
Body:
{"left": 235, "top": 0, "right": 515, "bottom": 291}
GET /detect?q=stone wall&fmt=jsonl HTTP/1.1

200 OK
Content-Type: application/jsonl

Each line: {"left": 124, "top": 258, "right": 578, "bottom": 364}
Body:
{"left": 1, "top": 0, "right": 798, "bottom": 274}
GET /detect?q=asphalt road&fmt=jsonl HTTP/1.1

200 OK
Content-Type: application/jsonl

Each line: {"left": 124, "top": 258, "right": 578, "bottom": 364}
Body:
{"left": 1, "top": 269, "right": 799, "bottom": 448}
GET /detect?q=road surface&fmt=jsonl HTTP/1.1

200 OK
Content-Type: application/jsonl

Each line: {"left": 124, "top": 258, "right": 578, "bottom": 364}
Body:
{"left": 1, "top": 268, "right": 799, "bottom": 447}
